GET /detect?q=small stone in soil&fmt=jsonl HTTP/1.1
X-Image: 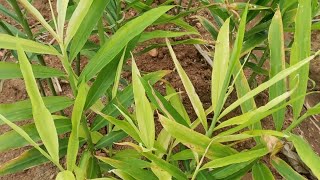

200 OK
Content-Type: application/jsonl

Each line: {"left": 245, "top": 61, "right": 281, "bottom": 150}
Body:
{"left": 148, "top": 49, "right": 159, "bottom": 57}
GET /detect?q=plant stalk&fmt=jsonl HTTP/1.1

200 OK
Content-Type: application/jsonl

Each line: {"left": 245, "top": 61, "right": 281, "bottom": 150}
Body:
{"left": 8, "top": 0, "right": 58, "bottom": 96}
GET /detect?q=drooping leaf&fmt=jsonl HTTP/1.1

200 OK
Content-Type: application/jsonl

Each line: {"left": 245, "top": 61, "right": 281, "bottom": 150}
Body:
{"left": 166, "top": 38, "right": 207, "bottom": 130}
{"left": 79, "top": 6, "right": 173, "bottom": 81}
{"left": 0, "top": 139, "right": 74, "bottom": 176}
{"left": 271, "top": 156, "right": 307, "bottom": 180}
{"left": 0, "top": 62, "right": 65, "bottom": 79}
{"left": 17, "top": 45, "right": 59, "bottom": 162}
{"left": 0, "top": 96, "right": 73, "bottom": 124}
{"left": 0, "top": 118, "right": 71, "bottom": 153}
{"left": 252, "top": 161, "right": 274, "bottom": 180}
{"left": 0, "top": 114, "right": 61, "bottom": 173}
{"left": 0, "top": 34, "right": 60, "bottom": 55}
{"left": 159, "top": 115, "right": 236, "bottom": 159}
{"left": 201, "top": 148, "right": 269, "bottom": 170}
{"left": 96, "top": 156, "right": 158, "bottom": 180}
{"left": 288, "top": 134, "right": 320, "bottom": 178}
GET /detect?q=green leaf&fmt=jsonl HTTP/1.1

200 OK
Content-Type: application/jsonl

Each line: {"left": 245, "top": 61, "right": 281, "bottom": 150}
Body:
{"left": 288, "top": 134, "right": 320, "bottom": 178}
{"left": 241, "top": 33, "right": 267, "bottom": 57}
{"left": 139, "top": 78, "right": 189, "bottom": 127}
{"left": 112, "top": 47, "right": 127, "bottom": 99}
{"left": 210, "top": 160, "right": 255, "bottom": 179}
{"left": 64, "top": 0, "right": 93, "bottom": 45}
{"left": 132, "top": 57, "right": 155, "bottom": 148}
{"left": 231, "top": 6, "right": 257, "bottom": 116}
{"left": 0, "top": 114, "right": 61, "bottom": 171}
{"left": 271, "top": 156, "right": 307, "bottom": 180}
{"left": 166, "top": 38, "right": 207, "bottom": 130}
{"left": 57, "top": 0, "right": 69, "bottom": 39}
{"left": 290, "top": 0, "right": 312, "bottom": 119}
{"left": 0, "top": 96, "right": 73, "bottom": 124}
{"left": 159, "top": 115, "right": 236, "bottom": 159}
{"left": 67, "top": 82, "right": 88, "bottom": 171}
{"left": 0, "top": 62, "right": 65, "bottom": 79}
{"left": 196, "top": 16, "right": 218, "bottom": 40}
{"left": 69, "top": 0, "right": 110, "bottom": 59}
{"left": 0, "top": 4, "right": 19, "bottom": 22}
{"left": 18, "top": 0, "right": 59, "bottom": 41}
{"left": 96, "top": 156, "right": 158, "bottom": 180}
{"left": 0, "top": 138, "right": 73, "bottom": 176}
{"left": 112, "top": 169, "right": 135, "bottom": 180}
{"left": 209, "top": 5, "right": 252, "bottom": 134}
{"left": 121, "top": 142, "right": 187, "bottom": 180}
{"left": 56, "top": 171, "right": 75, "bottom": 180}
{"left": 252, "top": 161, "right": 274, "bottom": 180}
{"left": 166, "top": 84, "right": 191, "bottom": 125}
{"left": 93, "top": 112, "right": 142, "bottom": 142}
{"left": 201, "top": 148, "right": 269, "bottom": 170}
{"left": 215, "top": 89, "right": 294, "bottom": 131}
{"left": 0, "top": 34, "right": 60, "bottom": 55}
{"left": 211, "top": 18, "right": 230, "bottom": 110}
{"left": 84, "top": 36, "right": 140, "bottom": 110}
{"left": 17, "top": 45, "right": 59, "bottom": 162}
{"left": 0, "top": 118, "right": 71, "bottom": 153}
{"left": 91, "top": 70, "right": 170, "bottom": 131}
{"left": 286, "top": 102, "right": 320, "bottom": 132}
{"left": 170, "top": 149, "right": 194, "bottom": 161}
{"left": 95, "top": 131, "right": 127, "bottom": 149}
{"left": 219, "top": 50, "right": 320, "bottom": 119}
{"left": 269, "top": 10, "right": 287, "bottom": 131}
{"left": 79, "top": 6, "right": 173, "bottom": 81}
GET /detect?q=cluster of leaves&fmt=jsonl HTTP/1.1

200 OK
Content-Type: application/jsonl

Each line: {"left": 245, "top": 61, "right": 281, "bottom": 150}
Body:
{"left": 0, "top": 0, "right": 320, "bottom": 179}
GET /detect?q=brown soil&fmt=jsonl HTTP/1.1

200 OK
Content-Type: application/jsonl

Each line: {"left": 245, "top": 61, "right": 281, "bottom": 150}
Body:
{"left": 1, "top": 1, "right": 320, "bottom": 180}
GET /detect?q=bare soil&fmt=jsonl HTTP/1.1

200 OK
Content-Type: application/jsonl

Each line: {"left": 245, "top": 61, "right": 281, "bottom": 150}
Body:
{"left": 0, "top": 1, "right": 320, "bottom": 179}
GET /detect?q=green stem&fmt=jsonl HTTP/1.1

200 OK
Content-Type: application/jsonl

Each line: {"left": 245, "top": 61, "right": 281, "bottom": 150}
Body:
{"left": 75, "top": 53, "right": 81, "bottom": 76}
{"left": 285, "top": 113, "right": 309, "bottom": 133}
{"left": 187, "top": 0, "right": 193, "bottom": 11}
{"left": 37, "top": 79, "right": 46, "bottom": 96}
{"left": 248, "top": 49, "right": 269, "bottom": 86}
{"left": 177, "top": 0, "right": 183, "bottom": 14}
{"left": 81, "top": 117, "right": 94, "bottom": 152}
{"left": 97, "top": 18, "right": 105, "bottom": 46}
{"left": 7, "top": 0, "right": 33, "bottom": 39}
{"left": 0, "top": 20, "right": 13, "bottom": 35}
{"left": 59, "top": 47, "right": 78, "bottom": 95}
{"left": 8, "top": 0, "right": 58, "bottom": 97}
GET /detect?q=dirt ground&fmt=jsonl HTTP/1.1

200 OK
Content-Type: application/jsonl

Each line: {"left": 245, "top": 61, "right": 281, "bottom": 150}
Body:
{"left": 0, "top": 0, "right": 320, "bottom": 179}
